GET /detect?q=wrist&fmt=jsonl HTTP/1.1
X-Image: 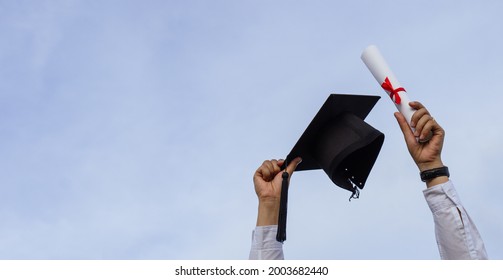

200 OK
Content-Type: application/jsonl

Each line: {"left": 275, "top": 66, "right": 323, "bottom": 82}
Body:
{"left": 417, "top": 159, "right": 444, "bottom": 172}
{"left": 420, "top": 165, "right": 450, "bottom": 188}
{"left": 424, "top": 176, "right": 449, "bottom": 188}
{"left": 256, "top": 200, "right": 279, "bottom": 226}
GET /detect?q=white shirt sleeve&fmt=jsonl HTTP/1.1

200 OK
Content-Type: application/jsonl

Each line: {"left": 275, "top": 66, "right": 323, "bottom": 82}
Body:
{"left": 249, "top": 180, "right": 487, "bottom": 260}
{"left": 423, "top": 180, "right": 488, "bottom": 259}
{"left": 249, "top": 225, "right": 284, "bottom": 260}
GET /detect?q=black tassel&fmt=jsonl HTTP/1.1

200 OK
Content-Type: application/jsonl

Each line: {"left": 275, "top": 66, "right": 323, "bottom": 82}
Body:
{"left": 345, "top": 170, "right": 362, "bottom": 202}
{"left": 349, "top": 187, "right": 360, "bottom": 201}
{"left": 276, "top": 171, "right": 289, "bottom": 243}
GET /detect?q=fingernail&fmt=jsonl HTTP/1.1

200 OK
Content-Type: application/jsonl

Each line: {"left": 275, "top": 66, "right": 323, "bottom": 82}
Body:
{"left": 410, "top": 121, "right": 415, "bottom": 127}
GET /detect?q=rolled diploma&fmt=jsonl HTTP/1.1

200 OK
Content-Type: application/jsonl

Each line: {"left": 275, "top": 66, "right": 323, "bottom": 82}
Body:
{"left": 361, "top": 45, "right": 416, "bottom": 127}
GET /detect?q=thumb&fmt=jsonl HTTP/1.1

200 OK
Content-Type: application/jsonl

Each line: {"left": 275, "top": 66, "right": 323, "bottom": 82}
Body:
{"left": 285, "top": 157, "right": 302, "bottom": 178}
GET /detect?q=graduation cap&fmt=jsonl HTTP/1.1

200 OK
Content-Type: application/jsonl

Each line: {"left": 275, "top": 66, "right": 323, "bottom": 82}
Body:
{"left": 277, "top": 94, "right": 385, "bottom": 242}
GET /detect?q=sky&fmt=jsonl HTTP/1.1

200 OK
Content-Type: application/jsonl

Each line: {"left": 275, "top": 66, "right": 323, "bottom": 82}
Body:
{"left": 0, "top": 0, "right": 502, "bottom": 259}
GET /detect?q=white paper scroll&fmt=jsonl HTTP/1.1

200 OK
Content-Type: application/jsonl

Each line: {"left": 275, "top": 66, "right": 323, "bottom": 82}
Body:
{"left": 361, "top": 45, "right": 433, "bottom": 142}
{"left": 361, "top": 45, "right": 416, "bottom": 125}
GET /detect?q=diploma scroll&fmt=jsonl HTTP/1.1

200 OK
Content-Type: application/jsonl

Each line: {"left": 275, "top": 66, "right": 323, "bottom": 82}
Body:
{"left": 361, "top": 45, "right": 431, "bottom": 142}
{"left": 361, "top": 45, "right": 415, "bottom": 124}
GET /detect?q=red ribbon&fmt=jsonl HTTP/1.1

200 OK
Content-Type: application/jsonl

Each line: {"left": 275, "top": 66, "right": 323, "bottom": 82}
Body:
{"left": 381, "top": 77, "right": 405, "bottom": 105}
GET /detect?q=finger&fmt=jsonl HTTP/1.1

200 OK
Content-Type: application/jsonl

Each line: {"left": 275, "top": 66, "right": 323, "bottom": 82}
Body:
{"left": 425, "top": 117, "right": 445, "bottom": 140}
{"left": 257, "top": 160, "right": 274, "bottom": 182}
{"left": 410, "top": 107, "right": 430, "bottom": 130}
{"left": 285, "top": 157, "right": 303, "bottom": 178}
{"left": 394, "top": 112, "right": 417, "bottom": 147}
{"left": 419, "top": 118, "right": 435, "bottom": 141}
{"left": 414, "top": 112, "right": 432, "bottom": 137}
{"left": 409, "top": 101, "right": 425, "bottom": 111}
{"left": 270, "top": 159, "right": 281, "bottom": 175}
{"left": 409, "top": 101, "right": 428, "bottom": 127}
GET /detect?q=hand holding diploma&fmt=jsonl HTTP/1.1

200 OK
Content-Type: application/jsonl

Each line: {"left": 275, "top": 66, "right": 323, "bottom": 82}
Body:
{"left": 361, "top": 45, "right": 432, "bottom": 142}
{"left": 394, "top": 101, "right": 447, "bottom": 187}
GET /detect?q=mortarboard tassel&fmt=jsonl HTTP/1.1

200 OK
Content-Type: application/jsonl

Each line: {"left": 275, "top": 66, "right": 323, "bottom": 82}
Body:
{"left": 276, "top": 171, "right": 289, "bottom": 243}
{"left": 345, "top": 168, "right": 362, "bottom": 201}
{"left": 349, "top": 185, "right": 360, "bottom": 201}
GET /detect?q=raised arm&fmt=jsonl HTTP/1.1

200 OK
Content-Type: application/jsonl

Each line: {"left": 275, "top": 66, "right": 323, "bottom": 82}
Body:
{"left": 249, "top": 158, "right": 301, "bottom": 260}
{"left": 395, "top": 101, "right": 488, "bottom": 259}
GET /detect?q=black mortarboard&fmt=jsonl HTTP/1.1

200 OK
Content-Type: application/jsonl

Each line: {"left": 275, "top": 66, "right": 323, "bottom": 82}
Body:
{"left": 277, "top": 94, "right": 385, "bottom": 242}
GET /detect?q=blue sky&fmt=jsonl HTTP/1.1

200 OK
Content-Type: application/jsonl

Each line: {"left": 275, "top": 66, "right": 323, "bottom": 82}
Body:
{"left": 1, "top": 0, "right": 502, "bottom": 259}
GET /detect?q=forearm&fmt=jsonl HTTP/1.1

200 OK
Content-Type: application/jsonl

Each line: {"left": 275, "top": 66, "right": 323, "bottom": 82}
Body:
{"left": 256, "top": 200, "right": 279, "bottom": 226}
{"left": 251, "top": 199, "right": 284, "bottom": 260}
